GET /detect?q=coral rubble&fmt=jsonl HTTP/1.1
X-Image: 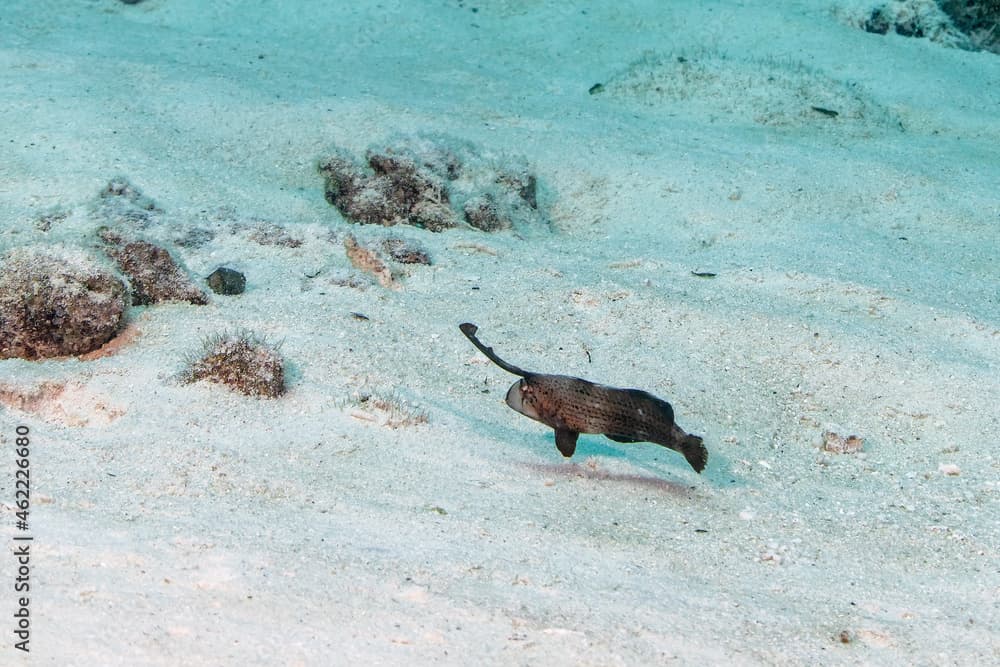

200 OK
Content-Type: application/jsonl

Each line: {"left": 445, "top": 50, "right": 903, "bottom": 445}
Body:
{"left": 99, "top": 228, "right": 208, "bottom": 305}
{"left": 318, "top": 135, "right": 545, "bottom": 233}
{"left": 0, "top": 246, "right": 127, "bottom": 360}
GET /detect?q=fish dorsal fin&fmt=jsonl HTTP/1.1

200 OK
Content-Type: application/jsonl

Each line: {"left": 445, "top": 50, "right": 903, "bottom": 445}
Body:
{"left": 621, "top": 388, "right": 675, "bottom": 422}
{"left": 555, "top": 429, "right": 579, "bottom": 457}
{"left": 460, "top": 322, "right": 532, "bottom": 377}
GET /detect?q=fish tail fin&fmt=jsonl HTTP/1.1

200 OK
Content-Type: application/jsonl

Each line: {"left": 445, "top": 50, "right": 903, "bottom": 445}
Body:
{"left": 681, "top": 434, "right": 708, "bottom": 473}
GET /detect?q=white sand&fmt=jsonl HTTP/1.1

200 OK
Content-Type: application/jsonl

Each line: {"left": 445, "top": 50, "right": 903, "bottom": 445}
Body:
{"left": 1, "top": 1, "right": 998, "bottom": 664}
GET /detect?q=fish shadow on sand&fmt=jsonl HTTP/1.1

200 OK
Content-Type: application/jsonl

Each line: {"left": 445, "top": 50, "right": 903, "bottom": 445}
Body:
{"left": 520, "top": 432, "right": 738, "bottom": 493}
{"left": 520, "top": 435, "right": 696, "bottom": 494}
{"left": 523, "top": 460, "right": 693, "bottom": 495}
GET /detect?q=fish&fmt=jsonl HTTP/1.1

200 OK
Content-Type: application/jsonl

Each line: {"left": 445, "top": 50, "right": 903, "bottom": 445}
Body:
{"left": 459, "top": 323, "right": 708, "bottom": 473}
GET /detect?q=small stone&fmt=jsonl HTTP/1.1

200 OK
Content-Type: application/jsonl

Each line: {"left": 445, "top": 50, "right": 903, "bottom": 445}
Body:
{"left": 100, "top": 177, "right": 157, "bottom": 210}
{"left": 821, "top": 430, "right": 864, "bottom": 454}
{"left": 496, "top": 168, "right": 538, "bottom": 209}
{"left": 938, "top": 463, "right": 961, "bottom": 476}
{"left": 464, "top": 194, "right": 511, "bottom": 232}
{"left": 381, "top": 238, "right": 431, "bottom": 265}
{"left": 175, "top": 227, "right": 215, "bottom": 249}
{"left": 247, "top": 222, "right": 302, "bottom": 248}
{"left": 206, "top": 267, "right": 246, "bottom": 295}
{"left": 96, "top": 177, "right": 160, "bottom": 229}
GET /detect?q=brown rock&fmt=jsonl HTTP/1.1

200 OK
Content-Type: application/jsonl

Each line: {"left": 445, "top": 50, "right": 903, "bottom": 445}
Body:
{"left": 0, "top": 246, "right": 127, "bottom": 360}
{"left": 100, "top": 230, "right": 207, "bottom": 305}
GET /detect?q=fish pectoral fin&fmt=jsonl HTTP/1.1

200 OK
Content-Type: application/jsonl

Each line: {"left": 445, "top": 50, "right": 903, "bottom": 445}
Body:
{"left": 605, "top": 433, "right": 641, "bottom": 443}
{"left": 554, "top": 429, "right": 579, "bottom": 457}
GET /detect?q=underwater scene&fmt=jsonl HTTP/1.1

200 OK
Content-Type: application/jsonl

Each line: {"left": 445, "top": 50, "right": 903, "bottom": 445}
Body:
{"left": 0, "top": 1, "right": 997, "bottom": 664}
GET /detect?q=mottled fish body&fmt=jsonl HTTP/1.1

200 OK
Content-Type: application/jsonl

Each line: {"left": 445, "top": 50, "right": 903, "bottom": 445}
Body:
{"left": 460, "top": 323, "right": 707, "bottom": 473}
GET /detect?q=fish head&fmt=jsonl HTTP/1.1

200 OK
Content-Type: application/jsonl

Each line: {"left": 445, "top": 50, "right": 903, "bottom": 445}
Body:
{"left": 505, "top": 378, "right": 542, "bottom": 421}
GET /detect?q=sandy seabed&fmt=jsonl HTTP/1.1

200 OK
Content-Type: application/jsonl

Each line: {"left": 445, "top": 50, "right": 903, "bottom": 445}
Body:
{"left": 1, "top": 1, "right": 998, "bottom": 665}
